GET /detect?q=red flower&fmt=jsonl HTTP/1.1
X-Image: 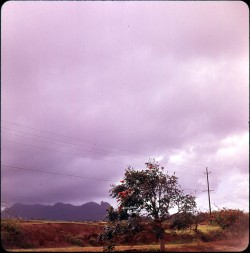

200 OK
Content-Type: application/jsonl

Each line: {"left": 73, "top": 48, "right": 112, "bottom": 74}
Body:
{"left": 118, "top": 191, "right": 127, "bottom": 197}
{"left": 120, "top": 180, "right": 125, "bottom": 183}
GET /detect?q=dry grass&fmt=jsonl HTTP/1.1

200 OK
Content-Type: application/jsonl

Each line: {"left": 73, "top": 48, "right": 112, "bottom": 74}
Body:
{"left": 8, "top": 239, "right": 249, "bottom": 252}
{"left": 197, "top": 224, "right": 221, "bottom": 234}
{"left": 4, "top": 220, "right": 248, "bottom": 252}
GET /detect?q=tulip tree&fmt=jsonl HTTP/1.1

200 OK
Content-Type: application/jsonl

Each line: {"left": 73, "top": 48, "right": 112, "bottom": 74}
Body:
{"left": 109, "top": 159, "right": 196, "bottom": 251}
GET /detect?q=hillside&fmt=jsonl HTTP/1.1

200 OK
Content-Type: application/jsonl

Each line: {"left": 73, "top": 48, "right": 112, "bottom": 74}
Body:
{"left": 1, "top": 201, "right": 110, "bottom": 221}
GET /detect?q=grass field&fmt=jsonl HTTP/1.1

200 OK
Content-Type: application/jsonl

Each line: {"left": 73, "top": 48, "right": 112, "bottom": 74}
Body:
{"left": 2, "top": 220, "right": 248, "bottom": 252}
{"left": 165, "top": 224, "right": 221, "bottom": 235}
{"left": 8, "top": 240, "right": 248, "bottom": 252}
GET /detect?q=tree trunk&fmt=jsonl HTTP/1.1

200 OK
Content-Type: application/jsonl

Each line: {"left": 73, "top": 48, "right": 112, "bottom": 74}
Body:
{"left": 159, "top": 238, "right": 165, "bottom": 251}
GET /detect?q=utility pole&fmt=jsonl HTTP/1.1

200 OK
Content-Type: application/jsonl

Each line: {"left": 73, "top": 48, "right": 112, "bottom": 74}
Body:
{"left": 204, "top": 167, "right": 212, "bottom": 215}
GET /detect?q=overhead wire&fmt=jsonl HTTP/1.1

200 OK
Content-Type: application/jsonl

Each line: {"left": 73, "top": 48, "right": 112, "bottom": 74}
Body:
{"left": 1, "top": 163, "right": 205, "bottom": 190}
{"left": 1, "top": 119, "right": 148, "bottom": 157}
{"left": 212, "top": 192, "right": 249, "bottom": 208}
{"left": 1, "top": 135, "right": 203, "bottom": 177}
{"left": 1, "top": 129, "right": 130, "bottom": 159}
{"left": 1, "top": 126, "right": 138, "bottom": 159}
{"left": 2, "top": 138, "right": 202, "bottom": 180}
{"left": 1, "top": 119, "right": 205, "bottom": 169}
{"left": 1, "top": 137, "right": 115, "bottom": 163}
{"left": 1, "top": 164, "right": 115, "bottom": 182}
{"left": 2, "top": 163, "right": 247, "bottom": 208}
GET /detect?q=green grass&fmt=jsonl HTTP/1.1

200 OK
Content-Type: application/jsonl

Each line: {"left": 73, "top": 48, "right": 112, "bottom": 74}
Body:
{"left": 165, "top": 228, "right": 195, "bottom": 235}
{"left": 197, "top": 224, "right": 221, "bottom": 234}
{"left": 7, "top": 240, "right": 247, "bottom": 252}
{"left": 6, "top": 222, "right": 246, "bottom": 252}
{"left": 165, "top": 224, "right": 221, "bottom": 236}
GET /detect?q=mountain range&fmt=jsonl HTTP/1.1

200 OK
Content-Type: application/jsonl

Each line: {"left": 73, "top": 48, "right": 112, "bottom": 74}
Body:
{"left": 1, "top": 201, "right": 111, "bottom": 221}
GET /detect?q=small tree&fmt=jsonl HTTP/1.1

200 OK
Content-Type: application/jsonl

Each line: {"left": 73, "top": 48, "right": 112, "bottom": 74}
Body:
{"left": 169, "top": 211, "right": 195, "bottom": 231}
{"left": 99, "top": 206, "right": 144, "bottom": 251}
{"left": 211, "top": 208, "right": 249, "bottom": 238}
{"left": 107, "top": 159, "right": 196, "bottom": 251}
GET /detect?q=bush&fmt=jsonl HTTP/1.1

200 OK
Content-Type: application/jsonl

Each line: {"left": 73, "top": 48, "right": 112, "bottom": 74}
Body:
{"left": 64, "top": 233, "right": 84, "bottom": 246}
{"left": 169, "top": 212, "right": 194, "bottom": 230}
{"left": 103, "top": 243, "right": 115, "bottom": 252}
{"left": 211, "top": 208, "right": 249, "bottom": 238}
{"left": 197, "top": 229, "right": 225, "bottom": 242}
{"left": 1, "top": 218, "right": 33, "bottom": 249}
{"left": 1, "top": 218, "right": 21, "bottom": 235}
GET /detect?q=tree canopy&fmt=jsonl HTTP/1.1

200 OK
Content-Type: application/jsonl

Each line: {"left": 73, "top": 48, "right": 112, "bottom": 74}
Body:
{"left": 110, "top": 159, "right": 196, "bottom": 222}
{"left": 101, "top": 159, "right": 196, "bottom": 251}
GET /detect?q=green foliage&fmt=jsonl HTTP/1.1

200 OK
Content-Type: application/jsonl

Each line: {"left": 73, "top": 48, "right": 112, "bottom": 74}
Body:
{"left": 105, "top": 206, "right": 119, "bottom": 221}
{"left": 110, "top": 159, "right": 196, "bottom": 224}
{"left": 169, "top": 212, "right": 195, "bottom": 230}
{"left": 196, "top": 229, "right": 222, "bottom": 242}
{"left": 1, "top": 218, "right": 22, "bottom": 235}
{"left": 1, "top": 218, "right": 34, "bottom": 249}
{"left": 64, "top": 233, "right": 84, "bottom": 246}
{"left": 210, "top": 208, "right": 249, "bottom": 237}
{"left": 100, "top": 159, "right": 197, "bottom": 251}
{"left": 99, "top": 212, "right": 144, "bottom": 249}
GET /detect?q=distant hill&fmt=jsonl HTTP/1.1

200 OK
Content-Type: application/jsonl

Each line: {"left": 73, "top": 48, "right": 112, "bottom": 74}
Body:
{"left": 1, "top": 201, "right": 111, "bottom": 221}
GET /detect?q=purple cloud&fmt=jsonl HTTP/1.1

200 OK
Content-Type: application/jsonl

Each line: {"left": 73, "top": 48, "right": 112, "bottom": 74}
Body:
{"left": 1, "top": 1, "right": 248, "bottom": 211}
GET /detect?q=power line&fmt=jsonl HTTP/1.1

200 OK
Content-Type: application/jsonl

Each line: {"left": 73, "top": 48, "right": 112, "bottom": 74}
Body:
{"left": 1, "top": 164, "right": 115, "bottom": 182}
{"left": 2, "top": 163, "right": 248, "bottom": 209}
{"left": 1, "top": 120, "right": 211, "bottom": 179}
{"left": 3, "top": 128, "right": 197, "bottom": 171}
{"left": 167, "top": 166, "right": 201, "bottom": 177}
{"left": 1, "top": 137, "right": 117, "bottom": 163}
{"left": 0, "top": 136, "right": 165, "bottom": 167}
{"left": 1, "top": 129, "right": 131, "bottom": 159}
{"left": 1, "top": 127, "right": 137, "bottom": 159}
{"left": 212, "top": 192, "right": 249, "bottom": 208}
{"left": 1, "top": 136, "right": 203, "bottom": 177}
{"left": 1, "top": 119, "right": 148, "bottom": 157}
{"left": 2, "top": 127, "right": 203, "bottom": 170}
{"left": 1, "top": 163, "right": 206, "bottom": 192}
{"left": 1, "top": 119, "right": 205, "bottom": 169}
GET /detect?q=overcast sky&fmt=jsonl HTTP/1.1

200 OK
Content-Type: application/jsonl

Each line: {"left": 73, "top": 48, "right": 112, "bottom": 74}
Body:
{"left": 1, "top": 1, "right": 249, "bottom": 213}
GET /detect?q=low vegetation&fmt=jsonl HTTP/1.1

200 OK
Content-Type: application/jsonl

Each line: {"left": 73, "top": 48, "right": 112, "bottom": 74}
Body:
{"left": 1, "top": 218, "right": 34, "bottom": 249}
{"left": 1, "top": 160, "right": 248, "bottom": 252}
{"left": 2, "top": 211, "right": 248, "bottom": 252}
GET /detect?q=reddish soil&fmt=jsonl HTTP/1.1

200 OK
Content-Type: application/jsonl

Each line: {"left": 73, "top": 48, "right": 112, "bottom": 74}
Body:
{"left": 2, "top": 221, "right": 105, "bottom": 249}
{"left": 22, "top": 222, "right": 104, "bottom": 247}
{"left": 2, "top": 221, "right": 249, "bottom": 252}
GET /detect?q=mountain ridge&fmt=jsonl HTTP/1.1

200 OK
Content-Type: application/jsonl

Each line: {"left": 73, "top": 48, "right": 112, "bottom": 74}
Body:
{"left": 1, "top": 201, "right": 111, "bottom": 221}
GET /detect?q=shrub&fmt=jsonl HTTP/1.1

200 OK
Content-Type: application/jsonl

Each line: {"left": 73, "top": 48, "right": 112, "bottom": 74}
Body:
{"left": 1, "top": 218, "right": 21, "bottom": 235}
{"left": 103, "top": 243, "right": 115, "bottom": 252}
{"left": 211, "top": 208, "right": 249, "bottom": 238}
{"left": 197, "top": 229, "right": 225, "bottom": 242}
{"left": 1, "top": 218, "right": 33, "bottom": 249}
{"left": 64, "top": 233, "right": 84, "bottom": 246}
{"left": 89, "top": 237, "right": 98, "bottom": 246}
{"left": 169, "top": 212, "right": 194, "bottom": 230}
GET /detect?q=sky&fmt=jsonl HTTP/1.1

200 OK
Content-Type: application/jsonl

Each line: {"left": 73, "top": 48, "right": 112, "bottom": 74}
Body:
{"left": 1, "top": 1, "right": 249, "bottom": 213}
